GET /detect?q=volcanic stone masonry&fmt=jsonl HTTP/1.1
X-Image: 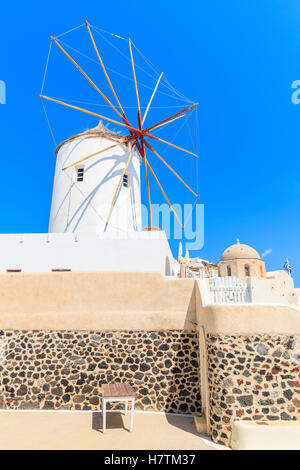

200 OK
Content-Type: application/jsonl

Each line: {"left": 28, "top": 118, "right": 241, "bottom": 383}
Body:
{"left": 207, "top": 333, "right": 300, "bottom": 446}
{"left": 0, "top": 330, "right": 201, "bottom": 414}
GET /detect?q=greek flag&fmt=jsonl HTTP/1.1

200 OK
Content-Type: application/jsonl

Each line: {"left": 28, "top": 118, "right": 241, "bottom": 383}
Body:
{"left": 283, "top": 258, "right": 291, "bottom": 275}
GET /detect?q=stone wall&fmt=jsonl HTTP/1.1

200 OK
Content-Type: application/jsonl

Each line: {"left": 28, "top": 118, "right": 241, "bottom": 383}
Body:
{"left": 0, "top": 330, "right": 201, "bottom": 414}
{"left": 207, "top": 333, "right": 300, "bottom": 446}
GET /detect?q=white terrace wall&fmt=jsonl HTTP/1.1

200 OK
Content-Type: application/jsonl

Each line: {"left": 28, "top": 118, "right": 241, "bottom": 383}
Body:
{"left": 195, "top": 279, "right": 300, "bottom": 446}
{"left": 247, "top": 277, "right": 292, "bottom": 306}
{"left": 0, "top": 233, "right": 177, "bottom": 276}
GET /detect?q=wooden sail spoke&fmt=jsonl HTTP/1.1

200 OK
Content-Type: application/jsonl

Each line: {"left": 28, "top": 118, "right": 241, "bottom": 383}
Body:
{"left": 142, "top": 144, "right": 152, "bottom": 227}
{"left": 129, "top": 40, "right": 142, "bottom": 123}
{"left": 105, "top": 144, "right": 136, "bottom": 229}
{"left": 149, "top": 113, "right": 186, "bottom": 132}
{"left": 62, "top": 143, "right": 123, "bottom": 171}
{"left": 144, "top": 132, "right": 198, "bottom": 158}
{"left": 39, "top": 95, "right": 136, "bottom": 131}
{"left": 85, "top": 21, "right": 126, "bottom": 117}
{"left": 144, "top": 141, "right": 199, "bottom": 198}
{"left": 146, "top": 102, "right": 198, "bottom": 133}
{"left": 142, "top": 72, "right": 163, "bottom": 125}
{"left": 146, "top": 160, "right": 184, "bottom": 230}
{"left": 51, "top": 36, "right": 123, "bottom": 118}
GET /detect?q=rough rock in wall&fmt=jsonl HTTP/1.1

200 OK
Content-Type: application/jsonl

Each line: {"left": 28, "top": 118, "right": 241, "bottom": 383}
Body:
{"left": 0, "top": 330, "right": 201, "bottom": 414}
{"left": 207, "top": 334, "right": 300, "bottom": 446}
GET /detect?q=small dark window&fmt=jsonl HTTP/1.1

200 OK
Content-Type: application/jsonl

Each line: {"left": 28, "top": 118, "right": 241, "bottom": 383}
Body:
{"left": 123, "top": 173, "right": 129, "bottom": 188}
{"left": 227, "top": 266, "right": 231, "bottom": 276}
{"left": 76, "top": 167, "right": 84, "bottom": 182}
{"left": 244, "top": 265, "right": 250, "bottom": 276}
{"left": 6, "top": 269, "right": 21, "bottom": 273}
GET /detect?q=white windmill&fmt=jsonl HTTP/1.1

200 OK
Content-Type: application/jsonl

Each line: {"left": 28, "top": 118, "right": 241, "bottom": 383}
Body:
{"left": 41, "top": 21, "right": 199, "bottom": 237}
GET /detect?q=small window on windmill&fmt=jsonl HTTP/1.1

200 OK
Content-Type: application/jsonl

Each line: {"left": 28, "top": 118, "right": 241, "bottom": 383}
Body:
{"left": 75, "top": 166, "right": 85, "bottom": 182}
{"left": 122, "top": 172, "right": 130, "bottom": 188}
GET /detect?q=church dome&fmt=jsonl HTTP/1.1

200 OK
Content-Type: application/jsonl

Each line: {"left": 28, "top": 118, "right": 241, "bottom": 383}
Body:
{"left": 221, "top": 241, "right": 260, "bottom": 261}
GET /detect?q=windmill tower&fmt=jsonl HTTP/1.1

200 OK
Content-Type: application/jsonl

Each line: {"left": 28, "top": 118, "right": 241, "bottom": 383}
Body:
{"left": 49, "top": 122, "right": 141, "bottom": 234}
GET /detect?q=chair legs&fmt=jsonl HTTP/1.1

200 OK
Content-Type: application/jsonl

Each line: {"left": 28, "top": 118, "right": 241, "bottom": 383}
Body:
{"left": 102, "top": 399, "right": 106, "bottom": 433}
{"left": 130, "top": 398, "right": 135, "bottom": 432}
{"left": 102, "top": 398, "right": 134, "bottom": 433}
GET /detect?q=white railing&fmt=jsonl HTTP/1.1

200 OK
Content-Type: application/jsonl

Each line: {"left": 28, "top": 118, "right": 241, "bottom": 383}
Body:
{"left": 209, "top": 276, "right": 250, "bottom": 303}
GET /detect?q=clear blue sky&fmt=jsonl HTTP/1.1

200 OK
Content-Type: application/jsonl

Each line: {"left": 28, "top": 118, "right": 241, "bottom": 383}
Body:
{"left": 0, "top": 0, "right": 299, "bottom": 284}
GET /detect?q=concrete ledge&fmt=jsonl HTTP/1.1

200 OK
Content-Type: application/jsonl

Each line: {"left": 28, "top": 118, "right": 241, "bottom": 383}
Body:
{"left": 0, "top": 271, "right": 196, "bottom": 330}
{"left": 0, "top": 310, "right": 196, "bottom": 331}
{"left": 198, "top": 303, "right": 300, "bottom": 335}
{"left": 231, "top": 420, "right": 300, "bottom": 450}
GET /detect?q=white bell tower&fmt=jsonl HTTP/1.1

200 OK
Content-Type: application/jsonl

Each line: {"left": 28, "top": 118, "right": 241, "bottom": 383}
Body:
{"left": 49, "top": 122, "right": 142, "bottom": 234}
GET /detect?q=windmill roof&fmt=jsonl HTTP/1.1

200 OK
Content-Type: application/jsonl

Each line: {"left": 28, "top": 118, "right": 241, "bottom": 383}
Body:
{"left": 55, "top": 121, "right": 127, "bottom": 155}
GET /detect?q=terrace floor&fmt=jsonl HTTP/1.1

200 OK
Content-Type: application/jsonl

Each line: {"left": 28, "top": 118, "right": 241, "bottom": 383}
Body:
{"left": 0, "top": 410, "right": 224, "bottom": 450}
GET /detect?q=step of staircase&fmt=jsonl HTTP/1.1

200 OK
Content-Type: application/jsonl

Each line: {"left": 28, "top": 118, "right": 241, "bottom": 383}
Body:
{"left": 193, "top": 414, "right": 207, "bottom": 435}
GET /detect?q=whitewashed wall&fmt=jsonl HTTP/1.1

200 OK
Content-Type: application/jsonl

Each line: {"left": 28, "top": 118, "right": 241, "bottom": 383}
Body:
{"left": 49, "top": 137, "right": 141, "bottom": 234}
{"left": 0, "top": 232, "right": 176, "bottom": 275}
